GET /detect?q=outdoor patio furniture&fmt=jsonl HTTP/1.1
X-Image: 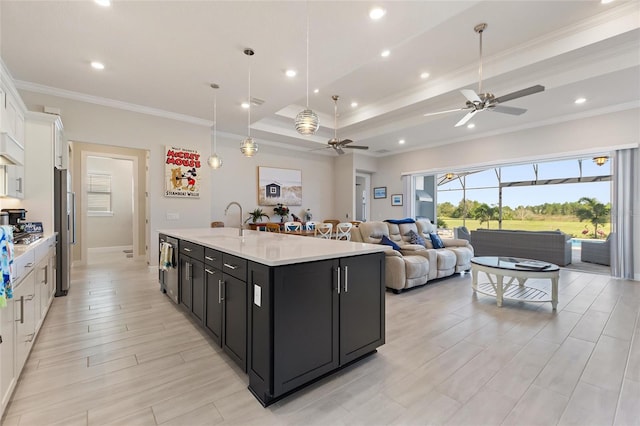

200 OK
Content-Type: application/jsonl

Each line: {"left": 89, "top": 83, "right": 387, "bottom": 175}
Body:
{"left": 581, "top": 234, "right": 612, "bottom": 266}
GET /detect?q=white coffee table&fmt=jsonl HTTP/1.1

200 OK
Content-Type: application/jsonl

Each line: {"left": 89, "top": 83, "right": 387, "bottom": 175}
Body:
{"left": 471, "top": 256, "right": 560, "bottom": 310}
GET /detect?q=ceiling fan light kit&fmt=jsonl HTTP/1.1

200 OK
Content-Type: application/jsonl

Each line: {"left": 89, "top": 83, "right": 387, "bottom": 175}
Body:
{"left": 207, "top": 83, "right": 223, "bottom": 169}
{"left": 295, "top": 1, "right": 320, "bottom": 135}
{"left": 424, "top": 22, "right": 545, "bottom": 127}
{"left": 240, "top": 48, "right": 259, "bottom": 157}
{"left": 593, "top": 156, "right": 609, "bottom": 166}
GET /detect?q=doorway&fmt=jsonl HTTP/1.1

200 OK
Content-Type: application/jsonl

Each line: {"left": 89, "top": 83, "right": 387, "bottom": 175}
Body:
{"left": 72, "top": 142, "right": 148, "bottom": 266}
{"left": 355, "top": 173, "right": 371, "bottom": 222}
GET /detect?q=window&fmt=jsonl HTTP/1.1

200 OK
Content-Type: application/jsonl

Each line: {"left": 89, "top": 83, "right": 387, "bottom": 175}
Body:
{"left": 87, "top": 173, "right": 112, "bottom": 216}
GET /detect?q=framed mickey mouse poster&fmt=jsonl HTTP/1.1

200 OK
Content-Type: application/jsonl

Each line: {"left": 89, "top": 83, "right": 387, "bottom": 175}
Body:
{"left": 164, "top": 145, "right": 202, "bottom": 198}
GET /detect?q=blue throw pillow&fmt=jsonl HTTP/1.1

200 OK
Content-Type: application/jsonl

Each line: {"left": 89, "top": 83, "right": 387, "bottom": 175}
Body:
{"left": 380, "top": 235, "right": 401, "bottom": 251}
{"left": 429, "top": 233, "right": 444, "bottom": 249}
{"left": 407, "top": 229, "right": 426, "bottom": 246}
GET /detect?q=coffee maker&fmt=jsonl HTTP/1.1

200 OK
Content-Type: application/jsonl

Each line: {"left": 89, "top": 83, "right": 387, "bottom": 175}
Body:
{"left": 1, "top": 208, "right": 27, "bottom": 226}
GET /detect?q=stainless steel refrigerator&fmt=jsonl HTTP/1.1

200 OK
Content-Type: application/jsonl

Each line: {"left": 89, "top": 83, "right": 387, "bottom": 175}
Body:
{"left": 54, "top": 168, "right": 74, "bottom": 296}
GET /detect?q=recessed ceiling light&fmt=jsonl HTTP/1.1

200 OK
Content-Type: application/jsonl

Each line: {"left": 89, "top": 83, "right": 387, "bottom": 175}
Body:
{"left": 420, "top": 72, "right": 430, "bottom": 80}
{"left": 241, "top": 102, "right": 250, "bottom": 109}
{"left": 467, "top": 123, "right": 475, "bottom": 129}
{"left": 369, "top": 7, "right": 386, "bottom": 20}
{"left": 95, "top": 0, "right": 111, "bottom": 7}
{"left": 601, "top": 0, "right": 614, "bottom": 4}
{"left": 90, "top": 61, "right": 105, "bottom": 70}
{"left": 575, "top": 97, "right": 587, "bottom": 104}
{"left": 285, "top": 69, "right": 297, "bottom": 78}
{"left": 398, "top": 139, "right": 405, "bottom": 145}
{"left": 313, "top": 88, "right": 319, "bottom": 94}
{"left": 351, "top": 102, "right": 358, "bottom": 108}
{"left": 380, "top": 50, "right": 390, "bottom": 58}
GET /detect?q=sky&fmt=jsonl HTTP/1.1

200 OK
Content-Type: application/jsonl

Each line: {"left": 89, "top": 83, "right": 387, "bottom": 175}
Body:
{"left": 435, "top": 158, "right": 611, "bottom": 208}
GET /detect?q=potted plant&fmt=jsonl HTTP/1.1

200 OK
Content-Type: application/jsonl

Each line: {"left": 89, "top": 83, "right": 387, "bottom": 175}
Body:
{"left": 245, "top": 208, "right": 270, "bottom": 229}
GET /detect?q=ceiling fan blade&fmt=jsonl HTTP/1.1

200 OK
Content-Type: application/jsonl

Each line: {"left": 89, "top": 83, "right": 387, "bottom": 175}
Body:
{"left": 335, "top": 146, "right": 345, "bottom": 155}
{"left": 460, "top": 89, "right": 481, "bottom": 103}
{"left": 340, "top": 139, "right": 354, "bottom": 145}
{"left": 489, "top": 105, "right": 527, "bottom": 115}
{"left": 424, "top": 107, "right": 468, "bottom": 117}
{"left": 454, "top": 110, "right": 478, "bottom": 127}
{"left": 494, "top": 84, "right": 544, "bottom": 104}
{"left": 344, "top": 145, "right": 369, "bottom": 150}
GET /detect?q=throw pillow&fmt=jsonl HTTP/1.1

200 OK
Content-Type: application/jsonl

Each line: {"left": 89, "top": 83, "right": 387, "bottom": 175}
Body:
{"left": 407, "top": 229, "right": 426, "bottom": 246}
{"left": 429, "top": 233, "right": 445, "bottom": 249}
{"left": 380, "top": 235, "right": 401, "bottom": 251}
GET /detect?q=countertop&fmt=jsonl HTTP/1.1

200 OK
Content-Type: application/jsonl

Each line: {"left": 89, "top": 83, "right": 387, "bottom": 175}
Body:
{"left": 13, "top": 233, "right": 56, "bottom": 260}
{"left": 158, "top": 227, "right": 385, "bottom": 267}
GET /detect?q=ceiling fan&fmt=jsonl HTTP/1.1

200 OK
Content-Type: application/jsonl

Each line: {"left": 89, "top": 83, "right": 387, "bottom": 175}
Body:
{"left": 424, "top": 23, "right": 545, "bottom": 127}
{"left": 326, "top": 95, "right": 369, "bottom": 155}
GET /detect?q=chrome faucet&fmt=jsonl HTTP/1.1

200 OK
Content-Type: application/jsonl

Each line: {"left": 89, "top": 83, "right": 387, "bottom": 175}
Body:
{"left": 224, "top": 202, "right": 243, "bottom": 237}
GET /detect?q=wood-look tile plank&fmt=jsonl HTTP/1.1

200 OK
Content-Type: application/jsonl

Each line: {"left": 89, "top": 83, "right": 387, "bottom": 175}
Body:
{"left": 558, "top": 381, "right": 619, "bottom": 426}
{"left": 581, "top": 334, "right": 631, "bottom": 392}
{"left": 614, "top": 378, "right": 640, "bottom": 426}
{"left": 534, "top": 336, "right": 595, "bottom": 397}
{"left": 159, "top": 403, "right": 223, "bottom": 426}
{"left": 624, "top": 328, "right": 640, "bottom": 382}
{"left": 569, "top": 309, "right": 611, "bottom": 343}
{"left": 502, "top": 385, "right": 569, "bottom": 426}
{"left": 101, "top": 408, "right": 157, "bottom": 426}
{"left": 602, "top": 297, "right": 640, "bottom": 341}
{"left": 444, "top": 387, "right": 517, "bottom": 426}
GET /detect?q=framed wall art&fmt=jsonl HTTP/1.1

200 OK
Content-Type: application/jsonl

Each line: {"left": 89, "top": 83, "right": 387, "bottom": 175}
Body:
{"left": 258, "top": 166, "right": 302, "bottom": 206}
{"left": 391, "top": 194, "right": 403, "bottom": 206}
{"left": 164, "top": 145, "right": 202, "bottom": 198}
{"left": 373, "top": 186, "right": 387, "bottom": 199}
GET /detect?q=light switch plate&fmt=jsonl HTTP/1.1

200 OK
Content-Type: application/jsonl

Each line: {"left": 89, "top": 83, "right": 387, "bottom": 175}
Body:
{"left": 166, "top": 212, "right": 180, "bottom": 220}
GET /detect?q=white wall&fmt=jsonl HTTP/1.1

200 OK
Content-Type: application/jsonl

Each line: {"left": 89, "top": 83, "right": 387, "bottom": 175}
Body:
{"left": 18, "top": 90, "right": 337, "bottom": 263}
{"left": 86, "top": 156, "right": 133, "bottom": 248}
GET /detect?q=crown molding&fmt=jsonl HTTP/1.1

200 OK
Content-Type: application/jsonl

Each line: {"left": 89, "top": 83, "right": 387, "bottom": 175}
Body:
{"left": 14, "top": 80, "right": 212, "bottom": 127}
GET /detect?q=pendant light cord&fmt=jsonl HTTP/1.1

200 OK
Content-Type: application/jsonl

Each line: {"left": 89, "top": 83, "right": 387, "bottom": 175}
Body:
{"left": 213, "top": 90, "right": 217, "bottom": 152}
{"left": 478, "top": 29, "right": 483, "bottom": 94}
{"left": 248, "top": 54, "right": 251, "bottom": 137}
{"left": 305, "top": 0, "right": 310, "bottom": 109}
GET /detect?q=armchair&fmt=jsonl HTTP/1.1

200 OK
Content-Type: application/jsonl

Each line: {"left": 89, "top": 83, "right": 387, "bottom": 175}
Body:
{"left": 581, "top": 234, "right": 612, "bottom": 266}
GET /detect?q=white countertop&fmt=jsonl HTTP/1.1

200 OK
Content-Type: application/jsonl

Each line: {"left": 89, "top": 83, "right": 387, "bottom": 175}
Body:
{"left": 13, "top": 233, "right": 56, "bottom": 260}
{"left": 158, "top": 227, "right": 385, "bottom": 266}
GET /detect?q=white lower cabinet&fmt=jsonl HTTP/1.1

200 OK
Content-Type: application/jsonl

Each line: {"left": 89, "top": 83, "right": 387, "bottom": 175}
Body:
{"left": 0, "top": 236, "right": 57, "bottom": 419}
{"left": 0, "top": 297, "right": 15, "bottom": 415}
{"left": 14, "top": 270, "right": 36, "bottom": 374}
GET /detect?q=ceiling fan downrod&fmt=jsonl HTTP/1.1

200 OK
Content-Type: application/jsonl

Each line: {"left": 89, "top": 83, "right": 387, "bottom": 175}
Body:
{"left": 475, "top": 23, "right": 487, "bottom": 95}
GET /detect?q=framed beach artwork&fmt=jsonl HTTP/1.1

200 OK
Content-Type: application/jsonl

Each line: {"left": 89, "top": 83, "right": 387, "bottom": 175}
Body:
{"left": 391, "top": 194, "right": 403, "bottom": 206}
{"left": 373, "top": 187, "right": 387, "bottom": 199}
{"left": 258, "top": 167, "right": 302, "bottom": 206}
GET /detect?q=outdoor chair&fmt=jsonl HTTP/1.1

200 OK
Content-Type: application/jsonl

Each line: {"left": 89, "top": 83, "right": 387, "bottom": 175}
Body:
{"left": 581, "top": 233, "right": 612, "bottom": 266}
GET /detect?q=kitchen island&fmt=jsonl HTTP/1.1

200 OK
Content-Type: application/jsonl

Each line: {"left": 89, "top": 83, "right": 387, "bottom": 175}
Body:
{"left": 158, "top": 227, "right": 386, "bottom": 406}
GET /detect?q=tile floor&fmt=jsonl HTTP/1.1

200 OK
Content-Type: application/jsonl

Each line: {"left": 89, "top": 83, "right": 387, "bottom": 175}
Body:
{"left": 2, "top": 253, "right": 639, "bottom": 425}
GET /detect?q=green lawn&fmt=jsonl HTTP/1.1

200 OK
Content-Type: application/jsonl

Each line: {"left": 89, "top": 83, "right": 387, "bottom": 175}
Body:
{"left": 440, "top": 217, "right": 611, "bottom": 239}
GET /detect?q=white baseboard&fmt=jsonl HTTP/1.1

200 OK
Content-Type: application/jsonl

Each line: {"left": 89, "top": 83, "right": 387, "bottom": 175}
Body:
{"left": 88, "top": 245, "right": 133, "bottom": 253}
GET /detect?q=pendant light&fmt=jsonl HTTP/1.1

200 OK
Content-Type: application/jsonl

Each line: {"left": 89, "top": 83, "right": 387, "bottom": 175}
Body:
{"left": 294, "top": 1, "right": 319, "bottom": 135}
{"left": 240, "top": 48, "right": 258, "bottom": 157}
{"left": 207, "top": 83, "right": 223, "bottom": 169}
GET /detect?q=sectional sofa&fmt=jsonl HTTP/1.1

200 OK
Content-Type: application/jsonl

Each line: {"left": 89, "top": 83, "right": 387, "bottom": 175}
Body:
{"left": 350, "top": 219, "right": 474, "bottom": 293}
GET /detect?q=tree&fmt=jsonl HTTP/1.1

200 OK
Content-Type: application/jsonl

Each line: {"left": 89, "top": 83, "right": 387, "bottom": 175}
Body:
{"left": 437, "top": 202, "right": 455, "bottom": 218}
{"left": 472, "top": 203, "right": 498, "bottom": 228}
{"left": 514, "top": 206, "right": 532, "bottom": 221}
{"left": 575, "top": 197, "right": 610, "bottom": 238}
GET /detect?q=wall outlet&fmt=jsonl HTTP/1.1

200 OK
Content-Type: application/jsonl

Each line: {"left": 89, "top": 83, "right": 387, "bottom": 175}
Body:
{"left": 166, "top": 212, "right": 180, "bottom": 220}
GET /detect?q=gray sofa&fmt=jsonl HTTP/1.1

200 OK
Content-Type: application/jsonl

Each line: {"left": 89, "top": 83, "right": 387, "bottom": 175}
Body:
{"left": 470, "top": 228, "right": 572, "bottom": 266}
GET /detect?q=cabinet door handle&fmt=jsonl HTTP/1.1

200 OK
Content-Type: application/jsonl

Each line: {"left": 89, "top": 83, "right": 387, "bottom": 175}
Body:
{"left": 16, "top": 177, "right": 23, "bottom": 193}
{"left": 223, "top": 263, "right": 238, "bottom": 270}
{"left": 183, "top": 247, "right": 192, "bottom": 252}
{"left": 205, "top": 268, "right": 214, "bottom": 275}
{"left": 185, "top": 262, "right": 191, "bottom": 281}
{"left": 15, "top": 296, "right": 24, "bottom": 323}
{"left": 25, "top": 333, "right": 35, "bottom": 343}
{"left": 344, "top": 265, "right": 349, "bottom": 293}
{"left": 336, "top": 267, "right": 341, "bottom": 294}
{"left": 205, "top": 256, "right": 215, "bottom": 261}
{"left": 25, "top": 262, "right": 34, "bottom": 268}
{"left": 218, "top": 279, "right": 223, "bottom": 303}
{"left": 44, "top": 265, "right": 48, "bottom": 284}
{"left": 25, "top": 294, "right": 35, "bottom": 301}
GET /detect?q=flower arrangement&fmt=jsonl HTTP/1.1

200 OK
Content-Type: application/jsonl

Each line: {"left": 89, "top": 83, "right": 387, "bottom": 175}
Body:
{"left": 273, "top": 203, "right": 290, "bottom": 221}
